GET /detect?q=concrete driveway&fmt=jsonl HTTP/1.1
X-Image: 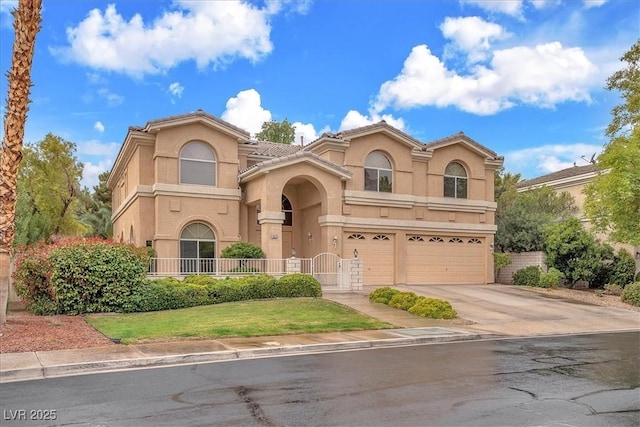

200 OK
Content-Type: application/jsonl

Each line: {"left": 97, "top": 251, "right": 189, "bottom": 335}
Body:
{"left": 396, "top": 284, "right": 640, "bottom": 336}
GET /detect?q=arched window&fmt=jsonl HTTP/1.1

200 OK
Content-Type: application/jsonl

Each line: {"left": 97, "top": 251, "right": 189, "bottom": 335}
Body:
{"left": 129, "top": 225, "right": 135, "bottom": 244}
{"left": 180, "top": 223, "right": 216, "bottom": 273}
{"left": 364, "top": 151, "right": 392, "bottom": 192}
{"left": 282, "top": 195, "right": 293, "bottom": 226}
{"left": 444, "top": 162, "right": 467, "bottom": 199}
{"left": 180, "top": 142, "right": 216, "bottom": 186}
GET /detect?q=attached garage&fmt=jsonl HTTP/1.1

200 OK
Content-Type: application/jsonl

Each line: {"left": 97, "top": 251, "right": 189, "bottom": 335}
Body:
{"left": 344, "top": 233, "right": 394, "bottom": 286}
{"left": 406, "top": 235, "right": 486, "bottom": 285}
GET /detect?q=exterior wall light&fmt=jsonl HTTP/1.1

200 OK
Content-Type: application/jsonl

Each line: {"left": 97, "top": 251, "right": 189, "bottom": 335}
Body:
{"left": 332, "top": 235, "right": 338, "bottom": 248}
{"left": 353, "top": 248, "right": 358, "bottom": 258}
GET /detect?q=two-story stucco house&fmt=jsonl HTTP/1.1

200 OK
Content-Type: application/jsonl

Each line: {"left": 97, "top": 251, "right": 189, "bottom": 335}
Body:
{"left": 108, "top": 110, "right": 503, "bottom": 286}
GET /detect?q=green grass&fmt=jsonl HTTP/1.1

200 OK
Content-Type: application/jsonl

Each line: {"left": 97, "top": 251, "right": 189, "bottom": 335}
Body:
{"left": 86, "top": 298, "right": 396, "bottom": 343}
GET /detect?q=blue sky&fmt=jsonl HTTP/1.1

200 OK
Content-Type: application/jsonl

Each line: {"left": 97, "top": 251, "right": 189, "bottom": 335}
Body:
{"left": 1, "top": 0, "right": 638, "bottom": 189}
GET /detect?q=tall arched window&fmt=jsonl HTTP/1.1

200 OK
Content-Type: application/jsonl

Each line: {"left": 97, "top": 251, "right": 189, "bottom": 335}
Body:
{"left": 180, "top": 141, "right": 216, "bottom": 186}
{"left": 180, "top": 223, "right": 216, "bottom": 273}
{"left": 364, "top": 151, "right": 392, "bottom": 192}
{"left": 282, "top": 194, "right": 293, "bottom": 226}
{"left": 444, "top": 162, "right": 468, "bottom": 199}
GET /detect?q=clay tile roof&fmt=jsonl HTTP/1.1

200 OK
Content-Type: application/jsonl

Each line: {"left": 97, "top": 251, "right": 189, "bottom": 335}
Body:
{"left": 517, "top": 164, "right": 598, "bottom": 188}
{"left": 423, "top": 131, "right": 498, "bottom": 157}
{"left": 239, "top": 149, "right": 352, "bottom": 177}
{"left": 245, "top": 140, "right": 303, "bottom": 157}
{"left": 145, "top": 110, "right": 251, "bottom": 138}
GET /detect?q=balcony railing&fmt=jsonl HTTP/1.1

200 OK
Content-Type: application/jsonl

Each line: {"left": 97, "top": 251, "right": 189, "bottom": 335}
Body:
{"left": 148, "top": 257, "right": 313, "bottom": 278}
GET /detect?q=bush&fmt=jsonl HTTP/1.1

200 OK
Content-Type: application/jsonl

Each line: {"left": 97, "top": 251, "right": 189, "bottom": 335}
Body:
{"left": 408, "top": 297, "right": 457, "bottom": 319}
{"left": 125, "top": 273, "right": 320, "bottom": 313}
{"left": 609, "top": 250, "right": 636, "bottom": 287}
{"left": 621, "top": 282, "right": 640, "bottom": 306}
{"left": 275, "top": 274, "right": 322, "bottom": 298}
{"left": 14, "top": 238, "right": 149, "bottom": 315}
{"left": 539, "top": 267, "right": 563, "bottom": 288}
{"left": 603, "top": 283, "right": 623, "bottom": 296}
{"left": 387, "top": 292, "right": 419, "bottom": 310}
{"left": 369, "top": 287, "right": 401, "bottom": 304}
{"left": 221, "top": 242, "right": 265, "bottom": 259}
{"left": 513, "top": 266, "right": 542, "bottom": 286}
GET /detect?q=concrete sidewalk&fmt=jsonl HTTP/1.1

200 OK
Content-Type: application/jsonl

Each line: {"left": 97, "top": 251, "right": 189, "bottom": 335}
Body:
{"left": 1, "top": 285, "right": 638, "bottom": 383}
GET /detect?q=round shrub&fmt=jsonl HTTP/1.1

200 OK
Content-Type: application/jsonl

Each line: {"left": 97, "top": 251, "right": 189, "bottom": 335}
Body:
{"left": 609, "top": 250, "right": 636, "bottom": 287}
{"left": 621, "top": 282, "right": 640, "bottom": 307}
{"left": 221, "top": 242, "right": 265, "bottom": 259}
{"left": 513, "top": 266, "right": 542, "bottom": 286}
{"left": 408, "top": 297, "right": 457, "bottom": 319}
{"left": 275, "top": 274, "right": 322, "bottom": 298}
{"left": 369, "top": 287, "right": 401, "bottom": 304}
{"left": 388, "top": 292, "right": 419, "bottom": 310}
{"left": 539, "top": 267, "right": 563, "bottom": 288}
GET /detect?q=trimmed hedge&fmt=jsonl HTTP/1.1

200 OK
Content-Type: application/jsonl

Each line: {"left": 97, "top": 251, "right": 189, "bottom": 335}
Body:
{"left": 369, "top": 288, "right": 457, "bottom": 319}
{"left": 621, "top": 282, "right": 640, "bottom": 307}
{"left": 388, "top": 292, "right": 419, "bottom": 310}
{"left": 124, "top": 273, "right": 322, "bottom": 313}
{"left": 369, "top": 287, "right": 402, "bottom": 304}
{"left": 408, "top": 297, "right": 456, "bottom": 319}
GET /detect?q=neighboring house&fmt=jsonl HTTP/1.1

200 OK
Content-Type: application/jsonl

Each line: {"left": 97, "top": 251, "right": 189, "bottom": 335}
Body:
{"left": 517, "top": 164, "right": 639, "bottom": 269}
{"left": 108, "top": 110, "right": 503, "bottom": 286}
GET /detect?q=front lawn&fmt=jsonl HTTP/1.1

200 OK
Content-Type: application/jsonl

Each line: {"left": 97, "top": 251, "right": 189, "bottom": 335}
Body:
{"left": 86, "top": 298, "right": 396, "bottom": 343}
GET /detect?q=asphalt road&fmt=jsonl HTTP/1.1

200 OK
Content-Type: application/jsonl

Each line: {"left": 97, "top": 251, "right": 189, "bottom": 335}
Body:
{"left": 1, "top": 332, "right": 638, "bottom": 426}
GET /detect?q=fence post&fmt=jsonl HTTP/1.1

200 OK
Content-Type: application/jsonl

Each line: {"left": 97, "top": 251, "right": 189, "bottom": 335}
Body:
{"left": 350, "top": 258, "right": 363, "bottom": 290}
{"left": 286, "top": 257, "right": 301, "bottom": 274}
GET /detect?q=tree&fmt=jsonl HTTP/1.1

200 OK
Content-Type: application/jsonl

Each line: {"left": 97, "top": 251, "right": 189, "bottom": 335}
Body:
{"left": 584, "top": 40, "right": 640, "bottom": 246}
{"left": 255, "top": 119, "right": 296, "bottom": 144}
{"left": 605, "top": 39, "right": 639, "bottom": 138}
{"left": 0, "top": 0, "right": 42, "bottom": 323}
{"left": 78, "top": 171, "right": 112, "bottom": 239}
{"left": 495, "top": 186, "right": 577, "bottom": 252}
{"left": 15, "top": 134, "right": 86, "bottom": 244}
{"left": 543, "top": 217, "right": 614, "bottom": 288}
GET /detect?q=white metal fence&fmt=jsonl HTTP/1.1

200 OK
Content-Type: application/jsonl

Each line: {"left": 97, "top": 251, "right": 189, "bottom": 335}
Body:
{"left": 148, "top": 257, "right": 313, "bottom": 278}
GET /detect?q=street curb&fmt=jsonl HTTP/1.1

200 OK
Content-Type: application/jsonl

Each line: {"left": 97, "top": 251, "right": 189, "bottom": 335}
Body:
{"left": 0, "top": 333, "right": 496, "bottom": 383}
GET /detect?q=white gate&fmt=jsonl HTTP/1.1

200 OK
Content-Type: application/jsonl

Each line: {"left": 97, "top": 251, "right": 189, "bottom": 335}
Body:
{"left": 312, "top": 253, "right": 345, "bottom": 289}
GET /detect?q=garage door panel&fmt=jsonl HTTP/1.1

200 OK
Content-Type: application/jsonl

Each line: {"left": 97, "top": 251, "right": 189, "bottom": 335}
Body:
{"left": 406, "top": 236, "right": 485, "bottom": 285}
{"left": 345, "top": 233, "right": 393, "bottom": 286}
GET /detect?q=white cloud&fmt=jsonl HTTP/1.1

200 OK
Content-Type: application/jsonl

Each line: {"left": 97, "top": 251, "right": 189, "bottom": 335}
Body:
{"left": 461, "top": 0, "right": 523, "bottom": 17}
{"left": 0, "top": 1, "right": 17, "bottom": 15}
{"left": 505, "top": 143, "right": 603, "bottom": 177}
{"left": 82, "top": 160, "right": 113, "bottom": 189}
{"left": 221, "top": 89, "right": 272, "bottom": 136}
{"left": 440, "top": 16, "right": 510, "bottom": 63}
{"left": 373, "top": 42, "right": 598, "bottom": 116}
{"left": 97, "top": 88, "right": 124, "bottom": 106}
{"left": 77, "top": 139, "right": 120, "bottom": 157}
{"left": 169, "top": 82, "right": 184, "bottom": 98}
{"left": 49, "top": 1, "right": 294, "bottom": 77}
{"left": 583, "top": 0, "right": 608, "bottom": 9}
{"left": 339, "top": 110, "right": 406, "bottom": 131}
{"left": 93, "top": 121, "right": 105, "bottom": 133}
{"left": 292, "top": 122, "right": 324, "bottom": 145}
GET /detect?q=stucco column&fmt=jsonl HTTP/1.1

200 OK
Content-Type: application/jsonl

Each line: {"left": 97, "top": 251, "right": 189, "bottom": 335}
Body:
{"left": 258, "top": 210, "right": 285, "bottom": 259}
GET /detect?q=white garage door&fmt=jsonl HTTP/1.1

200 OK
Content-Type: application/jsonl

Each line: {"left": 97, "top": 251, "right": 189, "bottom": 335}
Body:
{"left": 406, "top": 235, "right": 485, "bottom": 284}
{"left": 344, "top": 233, "right": 394, "bottom": 286}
